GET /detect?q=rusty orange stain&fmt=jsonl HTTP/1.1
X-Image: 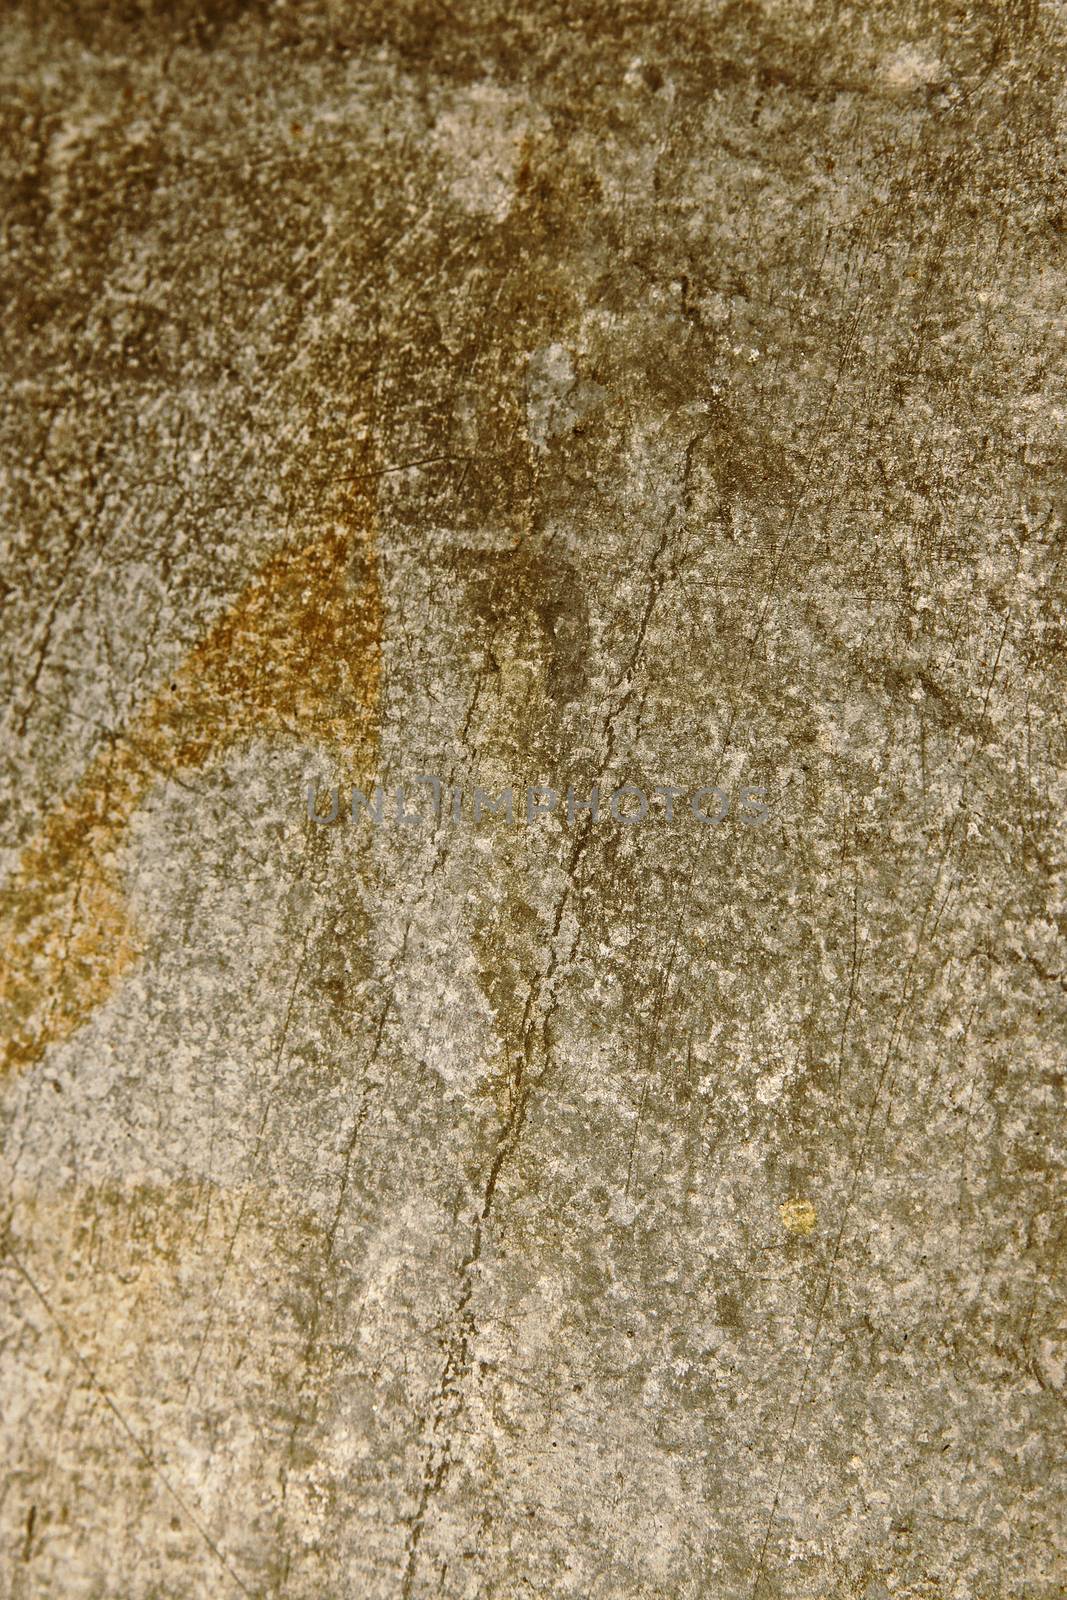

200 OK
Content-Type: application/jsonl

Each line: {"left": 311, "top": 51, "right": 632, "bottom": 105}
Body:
{"left": 0, "top": 482, "right": 381, "bottom": 1076}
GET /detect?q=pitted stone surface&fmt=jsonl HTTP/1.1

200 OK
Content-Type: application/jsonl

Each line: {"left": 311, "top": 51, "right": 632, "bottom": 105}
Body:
{"left": 1, "top": 4, "right": 1065, "bottom": 1597}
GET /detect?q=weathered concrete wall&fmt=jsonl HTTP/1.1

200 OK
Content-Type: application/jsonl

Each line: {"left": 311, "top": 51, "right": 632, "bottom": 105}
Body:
{"left": 1, "top": 3, "right": 1064, "bottom": 1596}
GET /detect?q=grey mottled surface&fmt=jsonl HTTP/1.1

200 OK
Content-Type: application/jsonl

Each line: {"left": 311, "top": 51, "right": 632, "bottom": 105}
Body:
{"left": 1, "top": 2, "right": 1065, "bottom": 1596}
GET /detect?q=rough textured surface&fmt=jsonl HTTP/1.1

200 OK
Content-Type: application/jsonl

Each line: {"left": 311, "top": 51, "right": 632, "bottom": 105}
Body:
{"left": 1, "top": 3, "right": 1065, "bottom": 1596}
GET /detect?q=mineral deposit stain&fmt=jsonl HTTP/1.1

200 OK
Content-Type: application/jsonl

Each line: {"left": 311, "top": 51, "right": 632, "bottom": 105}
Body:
{"left": 779, "top": 1198, "right": 817, "bottom": 1235}
{"left": 0, "top": 489, "right": 381, "bottom": 1075}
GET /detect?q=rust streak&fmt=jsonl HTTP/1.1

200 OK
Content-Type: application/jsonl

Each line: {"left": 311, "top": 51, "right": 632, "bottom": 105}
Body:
{"left": 0, "top": 479, "right": 381, "bottom": 1076}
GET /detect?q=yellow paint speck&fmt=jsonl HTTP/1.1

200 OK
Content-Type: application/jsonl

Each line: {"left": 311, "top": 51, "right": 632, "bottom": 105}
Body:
{"left": 780, "top": 1198, "right": 817, "bottom": 1235}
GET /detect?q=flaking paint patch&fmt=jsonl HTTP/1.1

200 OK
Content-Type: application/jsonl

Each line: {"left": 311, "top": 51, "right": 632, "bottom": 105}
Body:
{"left": 0, "top": 485, "right": 381, "bottom": 1076}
